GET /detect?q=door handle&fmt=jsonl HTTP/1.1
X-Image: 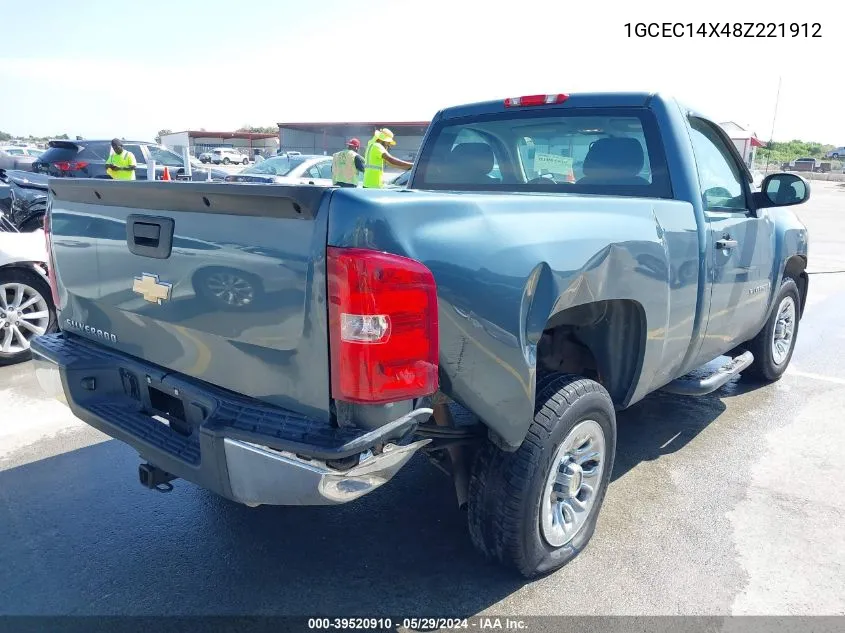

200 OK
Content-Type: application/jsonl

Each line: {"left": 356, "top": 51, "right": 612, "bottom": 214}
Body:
{"left": 716, "top": 239, "right": 738, "bottom": 250}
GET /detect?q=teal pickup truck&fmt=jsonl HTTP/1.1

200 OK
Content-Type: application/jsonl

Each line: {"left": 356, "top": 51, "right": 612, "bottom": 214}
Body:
{"left": 32, "top": 92, "right": 810, "bottom": 577}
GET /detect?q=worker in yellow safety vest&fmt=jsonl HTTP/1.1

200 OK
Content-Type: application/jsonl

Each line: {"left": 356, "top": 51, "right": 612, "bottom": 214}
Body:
{"left": 362, "top": 128, "right": 413, "bottom": 188}
{"left": 331, "top": 138, "right": 365, "bottom": 187}
{"left": 105, "top": 138, "right": 137, "bottom": 180}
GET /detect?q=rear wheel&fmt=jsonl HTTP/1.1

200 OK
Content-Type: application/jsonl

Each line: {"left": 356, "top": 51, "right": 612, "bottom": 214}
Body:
{"left": 0, "top": 268, "right": 56, "bottom": 366}
{"left": 745, "top": 277, "right": 801, "bottom": 381}
{"left": 223, "top": 157, "right": 231, "bottom": 165}
{"left": 467, "top": 374, "right": 616, "bottom": 577}
{"left": 242, "top": 158, "right": 249, "bottom": 165}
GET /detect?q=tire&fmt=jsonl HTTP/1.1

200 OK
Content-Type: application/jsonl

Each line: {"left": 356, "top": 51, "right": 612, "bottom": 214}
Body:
{"left": 0, "top": 267, "right": 57, "bottom": 366}
{"left": 242, "top": 158, "right": 248, "bottom": 165}
{"left": 467, "top": 374, "right": 616, "bottom": 578}
{"left": 744, "top": 277, "right": 801, "bottom": 381}
{"left": 833, "top": 153, "right": 839, "bottom": 159}
{"left": 223, "top": 157, "right": 230, "bottom": 165}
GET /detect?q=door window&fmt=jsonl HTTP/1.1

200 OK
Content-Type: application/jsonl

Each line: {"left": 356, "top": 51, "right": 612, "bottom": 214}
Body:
{"left": 688, "top": 118, "right": 748, "bottom": 211}
{"left": 124, "top": 145, "right": 146, "bottom": 164}
{"left": 147, "top": 146, "right": 184, "bottom": 167}
{"left": 317, "top": 161, "right": 333, "bottom": 179}
{"left": 304, "top": 165, "right": 322, "bottom": 179}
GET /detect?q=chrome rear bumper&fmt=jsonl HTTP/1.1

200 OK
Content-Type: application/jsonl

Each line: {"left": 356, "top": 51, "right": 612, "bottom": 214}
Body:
{"left": 31, "top": 349, "right": 430, "bottom": 506}
{"left": 224, "top": 438, "right": 430, "bottom": 506}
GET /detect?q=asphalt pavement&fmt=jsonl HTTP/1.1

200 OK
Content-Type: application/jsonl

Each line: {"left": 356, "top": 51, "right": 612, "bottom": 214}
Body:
{"left": 1, "top": 183, "right": 844, "bottom": 617}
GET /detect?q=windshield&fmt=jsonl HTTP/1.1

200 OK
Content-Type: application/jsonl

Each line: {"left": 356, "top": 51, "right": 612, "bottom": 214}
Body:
{"left": 415, "top": 107, "right": 670, "bottom": 198}
{"left": 243, "top": 156, "right": 308, "bottom": 176}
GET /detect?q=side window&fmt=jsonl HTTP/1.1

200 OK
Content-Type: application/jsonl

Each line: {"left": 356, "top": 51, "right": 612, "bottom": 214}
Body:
{"left": 688, "top": 118, "right": 748, "bottom": 211}
{"left": 317, "top": 161, "right": 333, "bottom": 179}
{"left": 147, "top": 146, "right": 183, "bottom": 167}
{"left": 124, "top": 145, "right": 146, "bottom": 164}
{"left": 305, "top": 165, "right": 322, "bottom": 179}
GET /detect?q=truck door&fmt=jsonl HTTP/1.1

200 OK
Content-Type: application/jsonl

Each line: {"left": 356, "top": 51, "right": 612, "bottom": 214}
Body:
{"left": 687, "top": 116, "right": 775, "bottom": 364}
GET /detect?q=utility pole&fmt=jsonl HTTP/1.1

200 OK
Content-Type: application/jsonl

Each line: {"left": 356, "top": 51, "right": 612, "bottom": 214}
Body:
{"left": 764, "top": 76, "right": 782, "bottom": 174}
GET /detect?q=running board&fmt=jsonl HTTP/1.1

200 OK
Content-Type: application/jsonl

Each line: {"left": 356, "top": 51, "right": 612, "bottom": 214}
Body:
{"left": 661, "top": 351, "right": 754, "bottom": 396}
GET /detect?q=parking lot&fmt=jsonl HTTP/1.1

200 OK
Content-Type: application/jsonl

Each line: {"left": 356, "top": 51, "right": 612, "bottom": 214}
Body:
{"left": 1, "top": 182, "right": 844, "bottom": 617}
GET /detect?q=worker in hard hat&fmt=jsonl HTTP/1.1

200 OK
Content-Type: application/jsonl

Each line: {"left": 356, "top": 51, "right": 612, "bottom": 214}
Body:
{"left": 331, "top": 138, "right": 365, "bottom": 187}
{"left": 363, "top": 128, "right": 413, "bottom": 188}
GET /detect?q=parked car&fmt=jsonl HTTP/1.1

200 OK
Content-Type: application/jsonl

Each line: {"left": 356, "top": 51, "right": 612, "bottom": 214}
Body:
{"left": 33, "top": 92, "right": 810, "bottom": 578}
{"left": 224, "top": 154, "right": 333, "bottom": 185}
{"left": 32, "top": 139, "right": 228, "bottom": 181}
{"left": 211, "top": 148, "right": 249, "bottom": 165}
{"left": 825, "top": 146, "right": 845, "bottom": 159}
{"left": 0, "top": 225, "right": 56, "bottom": 365}
{"left": 0, "top": 146, "right": 39, "bottom": 172}
{"left": 0, "top": 168, "right": 49, "bottom": 232}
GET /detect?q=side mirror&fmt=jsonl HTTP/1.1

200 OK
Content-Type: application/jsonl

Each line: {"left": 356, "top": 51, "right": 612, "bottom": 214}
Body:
{"left": 757, "top": 173, "right": 810, "bottom": 208}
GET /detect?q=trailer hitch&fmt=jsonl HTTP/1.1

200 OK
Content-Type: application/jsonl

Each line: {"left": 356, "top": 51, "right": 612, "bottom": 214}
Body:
{"left": 138, "top": 463, "right": 176, "bottom": 492}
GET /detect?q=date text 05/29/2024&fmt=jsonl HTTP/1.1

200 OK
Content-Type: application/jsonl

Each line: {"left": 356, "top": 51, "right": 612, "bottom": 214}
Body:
{"left": 307, "top": 617, "right": 529, "bottom": 630}
{"left": 625, "top": 22, "right": 822, "bottom": 38}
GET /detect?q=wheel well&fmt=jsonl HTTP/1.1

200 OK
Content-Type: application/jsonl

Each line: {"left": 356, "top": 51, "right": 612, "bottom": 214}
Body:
{"left": 537, "top": 299, "right": 646, "bottom": 405}
{"left": 783, "top": 255, "right": 808, "bottom": 317}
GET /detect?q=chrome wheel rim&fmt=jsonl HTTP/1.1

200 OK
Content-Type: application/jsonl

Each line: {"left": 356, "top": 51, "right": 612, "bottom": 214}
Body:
{"left": 771, "top": 296, "right": 796, "bottom": 366}
{"left": 540, "top": 419, "right": 606, "bottom": 548}
{"left": 0, "top": 282, "right": 50, "bottom": 355}
{"left": 205, "top": 273, "right": 254, "bottom": 307}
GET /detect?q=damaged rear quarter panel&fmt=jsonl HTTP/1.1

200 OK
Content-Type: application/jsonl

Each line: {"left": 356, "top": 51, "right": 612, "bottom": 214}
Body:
{"left": 328, "top": 189, "right": 699, "bottom": 449}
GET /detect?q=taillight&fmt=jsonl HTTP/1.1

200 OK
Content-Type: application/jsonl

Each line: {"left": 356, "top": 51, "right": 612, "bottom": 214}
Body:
{"left": 504, "top": 93, "right": 569, "bottom": 107}
{"left": 327, "top": 247, "right": 438, "bottom": 404}
{"left": 54, "top": 161, "right": 89, "bottom": 171}
{"left": 43, "top": 212, "right": 60, "bottom": 307}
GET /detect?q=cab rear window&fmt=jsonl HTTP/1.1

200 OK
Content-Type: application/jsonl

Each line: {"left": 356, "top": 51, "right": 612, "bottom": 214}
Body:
{"left": 414, "top": 107, "right": 672, "bottom": 198}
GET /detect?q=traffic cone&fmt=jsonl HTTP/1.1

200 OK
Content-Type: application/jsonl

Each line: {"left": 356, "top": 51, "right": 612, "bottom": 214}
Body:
{"left": 566, "top": 167, "right": 575, "bottom": 183}
{"left": 161, "top": 166, "right": 171, "bottom": 181}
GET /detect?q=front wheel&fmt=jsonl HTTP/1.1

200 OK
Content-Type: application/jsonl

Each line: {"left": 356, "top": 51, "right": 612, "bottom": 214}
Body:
{"left": 468, "top": 374, "right": 616, "bottom": 577}
{"left": 223, "top": 157, "right": 230, "bottom": 165}
{"left": 0, "top": 268, "right": 57, "bottom": 366}
{"left": 745, "top": 277, "right": 801, "bottom": 381}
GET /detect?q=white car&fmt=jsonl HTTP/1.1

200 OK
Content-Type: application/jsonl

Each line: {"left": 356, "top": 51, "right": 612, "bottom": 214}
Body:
{"left": 224, "top": 154, "right": 334, "bottom": 185}
{"left": 211, "top": 147, "right": 250, "bottom": 165}
{"left": 0, "top": 227, "right": 56, "bottom": 365}
{"left": 825, "top": 147, "right": 845, "bottom": 159}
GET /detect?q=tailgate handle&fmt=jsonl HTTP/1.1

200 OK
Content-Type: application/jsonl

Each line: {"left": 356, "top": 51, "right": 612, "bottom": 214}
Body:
{"left": 126, "top": 214, "right": 174, "bottom": 259}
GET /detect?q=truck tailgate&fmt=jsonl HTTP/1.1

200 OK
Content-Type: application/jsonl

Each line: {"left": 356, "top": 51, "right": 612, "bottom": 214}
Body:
{"left": 47, "top": 179, "right": 332, "bottom": 421}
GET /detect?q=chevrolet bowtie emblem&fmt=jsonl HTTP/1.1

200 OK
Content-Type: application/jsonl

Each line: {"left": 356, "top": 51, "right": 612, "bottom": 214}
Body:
{"left": 132, "top": 273, "right": 172, "bottom": 304}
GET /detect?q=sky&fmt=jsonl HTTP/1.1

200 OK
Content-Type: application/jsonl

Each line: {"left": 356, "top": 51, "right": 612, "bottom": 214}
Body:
{"left": 1, "top": 0, "right": 842, "bottom": 144}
